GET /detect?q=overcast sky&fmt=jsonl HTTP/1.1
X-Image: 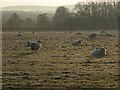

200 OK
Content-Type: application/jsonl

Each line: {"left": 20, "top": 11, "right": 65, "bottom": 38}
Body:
{"left": 1, "top": 0, "right": 118, "bottom": 7}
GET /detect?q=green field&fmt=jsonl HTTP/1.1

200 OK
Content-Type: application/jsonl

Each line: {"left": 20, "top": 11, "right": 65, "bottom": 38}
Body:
{"left": 2, "top": 31, "right": 119, "bottom": 89}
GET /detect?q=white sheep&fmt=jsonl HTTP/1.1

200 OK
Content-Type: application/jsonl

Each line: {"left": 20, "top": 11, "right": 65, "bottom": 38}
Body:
{"left": 16, "top": 32, "right": 22, "bottom": 37}
{"left": 26, "top": 40, "right": 42, "bottom": 51}
{"left": 26, "top": 40, "right": 32, "bottom": 47}
{"left": 88, "top": 33, "right": 97, "bottom": 39}
{"left": 30, "top": 40, "right": 42, "bottom": 51}
{"left": 71, "top": 40, "right": 82, "bottom": 46}
{"left": 90, "top": 47, "right": 106, "bottom": 58}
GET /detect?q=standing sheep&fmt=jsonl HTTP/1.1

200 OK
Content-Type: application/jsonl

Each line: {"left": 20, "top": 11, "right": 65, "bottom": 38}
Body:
{"left": 26, "top": 40, "right": 42, "bottom": 52}
{"left": 30, "top": 40, "right": 42, "bottom": 51}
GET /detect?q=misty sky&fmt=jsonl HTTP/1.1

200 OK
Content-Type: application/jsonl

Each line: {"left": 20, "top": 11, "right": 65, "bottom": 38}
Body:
{"left": 1, "top": 0, "right": 118, "bottom": 7}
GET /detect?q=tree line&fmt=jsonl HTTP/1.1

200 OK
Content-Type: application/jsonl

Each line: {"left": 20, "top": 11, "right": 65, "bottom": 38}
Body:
{"left": 3, "top": 1, "right": 119, "bottom": 31}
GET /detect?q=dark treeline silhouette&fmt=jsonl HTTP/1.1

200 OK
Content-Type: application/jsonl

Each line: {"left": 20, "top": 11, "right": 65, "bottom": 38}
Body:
{"left": 3, "top": 1, "right": 119, "bottom": 31}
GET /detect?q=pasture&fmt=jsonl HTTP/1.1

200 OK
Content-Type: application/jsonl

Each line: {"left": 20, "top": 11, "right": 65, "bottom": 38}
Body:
{"left": 2, "top": 31, "right": 119, "bottom": 89}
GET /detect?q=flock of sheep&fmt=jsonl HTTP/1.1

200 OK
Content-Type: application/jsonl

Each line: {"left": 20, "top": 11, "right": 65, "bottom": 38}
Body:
{"left": 16, "top": 31, "right": 114, "bottom": 58}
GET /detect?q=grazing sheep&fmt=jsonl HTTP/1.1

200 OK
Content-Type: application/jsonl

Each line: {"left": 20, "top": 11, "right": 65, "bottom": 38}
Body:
{"left": 88, "top": 33, "right": 97, "bottom": 39}
{"left": 71, "top": 40, "right": 82, "bottom": 46}
{"left": 90, "top": 47, "right": 106, "bottom": 58}
{"left": 26, "top": 40, "right": 42, "bottom": 52}
{"left": 26, "top": 40, "right": 32, "bottom": 47}
{"left": 30, "top": 40, "right": 42, "bottom": 51}
{"left": 26, "top": 40, "right": 41, "bottom": 47}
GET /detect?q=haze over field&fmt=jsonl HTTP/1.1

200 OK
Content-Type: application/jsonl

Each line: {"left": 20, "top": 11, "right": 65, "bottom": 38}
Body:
{"left": 2, "top": 5, "right": 74, "bottom": 12}
{"left": 2, "top": 1, "right": 118, "bottom": 31}
{"left": 1, "top": 0, "right": 96, "bottom": 7}
{"left": 1, "top": 0, "right": 118, "bottom": 8}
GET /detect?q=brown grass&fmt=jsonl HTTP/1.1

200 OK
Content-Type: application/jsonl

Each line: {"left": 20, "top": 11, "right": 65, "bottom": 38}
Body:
{"left": 2, "top": 31, "right": 119, "bottom": 89}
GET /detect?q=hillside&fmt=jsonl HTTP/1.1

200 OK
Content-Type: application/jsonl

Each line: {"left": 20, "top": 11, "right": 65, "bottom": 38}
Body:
{"left": 2, "top": 5, "right": 74, "bottom": 12}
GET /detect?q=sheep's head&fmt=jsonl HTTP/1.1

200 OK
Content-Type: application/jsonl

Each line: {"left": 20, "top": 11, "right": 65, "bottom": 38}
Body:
{"left": 95, "top": 47, "right": 106, "bottom": 53}
{"left": 78, "top": 40, "right": 82, "bottom": 43}
{"left": 100, "top": 47, "right": 106, "bottom": 54}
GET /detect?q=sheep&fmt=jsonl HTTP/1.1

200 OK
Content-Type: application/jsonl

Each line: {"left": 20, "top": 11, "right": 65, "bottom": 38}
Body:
{"left": 100, "top": 33, "right": 113, "bottom": 37}
{"left": 32, "top": 32, "right": 36, "bottom": 34}
{"left": 30, "top": 40, "right": 42, "bottom": 51}
{"left": 26, "top": 40, "right": 32, "bottom": 47}
{"left": 16, "top": 32, "right": 22, "bottom": 37}
{"left": 104, "top": 33, "right": 113, "bottom": 37}
{"left": 90, "top": 47, "right": 106, "bottom": 58}
{"left": 26, "top": 40, "right": 42, "bottom": 51}
{"left": 76, "top": 32, "right": 83, "bottom": 35}
{"left": 100, "top": 30, "right": 106, "bottom": 33}
{"left": 26, "top": 40, "right": 41, "bottom": 47}
{"left": 88, "top": 33, "right": 97, "bottom": 39}
{"left": 71, "top": 40, "right": 82, "bottom": 46}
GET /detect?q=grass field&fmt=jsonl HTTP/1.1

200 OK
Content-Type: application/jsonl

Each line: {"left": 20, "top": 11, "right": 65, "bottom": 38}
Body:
{"left": 2, "top": 31, "right": 119, "bottom": 89}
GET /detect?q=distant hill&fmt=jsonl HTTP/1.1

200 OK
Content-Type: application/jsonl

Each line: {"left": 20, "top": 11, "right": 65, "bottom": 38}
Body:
{"left": 2, "top": 5, "right": 74, "bottom": 12}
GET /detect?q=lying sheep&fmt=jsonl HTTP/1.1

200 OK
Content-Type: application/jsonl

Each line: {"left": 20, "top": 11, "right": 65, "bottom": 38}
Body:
{"left": 90, "top": 47, "right": 106, "bottom": 58}
{"left": 104, "top": 33, "right": 113, "bottom": 37}
{"left": 71, "top": 40, "right": 82, "bottom": 46}
{"left": 88, "top": 33, "right": 97, "bottom": 39}
{"left": 76, "top": 32, "right": 83, "bottom": 35}
{"left": 100, "top": 33, "right": 114, "bottom": 38}
{"left": 16, "top": 32, "right": 22, "bottom": 37}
